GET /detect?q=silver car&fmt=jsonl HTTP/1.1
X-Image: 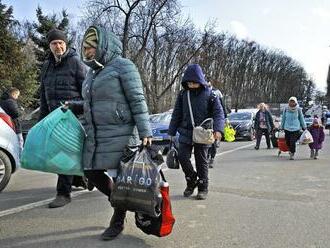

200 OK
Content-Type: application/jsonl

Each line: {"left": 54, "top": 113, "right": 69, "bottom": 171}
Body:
{"left": 0, "top": 107, "right": 20, "bottom": 192}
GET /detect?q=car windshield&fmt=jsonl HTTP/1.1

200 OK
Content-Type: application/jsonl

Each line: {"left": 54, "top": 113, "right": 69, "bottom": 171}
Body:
{"left": 149, "top": 114, "right": 161, "bottom": 123}
{"left": 229, "top": 112, "right": 251, "bottom": 121}
{"left": 149, "top": 112, "right": 172, "bottom": 123}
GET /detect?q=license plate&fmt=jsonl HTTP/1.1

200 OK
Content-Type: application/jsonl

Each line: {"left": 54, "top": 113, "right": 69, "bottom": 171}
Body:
{"left": 153, "top": 136, "right": 163, "bottom": 141}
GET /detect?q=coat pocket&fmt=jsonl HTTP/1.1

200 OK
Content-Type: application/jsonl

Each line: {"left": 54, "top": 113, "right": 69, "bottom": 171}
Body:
{"left": 116, "top": 103, "right": 133, "bottom": 124}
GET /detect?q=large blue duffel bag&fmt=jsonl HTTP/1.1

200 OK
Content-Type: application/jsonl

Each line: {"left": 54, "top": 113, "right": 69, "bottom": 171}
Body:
{"left": 21, "top": 107, "right": 85, "bottom": 176}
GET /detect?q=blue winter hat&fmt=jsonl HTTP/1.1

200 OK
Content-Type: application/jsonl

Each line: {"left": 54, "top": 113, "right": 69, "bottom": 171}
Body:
{"left": 181, "top": 64, "right": 208, "bottom": 88}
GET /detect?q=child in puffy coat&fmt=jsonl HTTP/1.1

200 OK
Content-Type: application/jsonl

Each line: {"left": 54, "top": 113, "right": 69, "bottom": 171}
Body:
{"left": 308, "top": 117, "right": 325, "bottom": 159}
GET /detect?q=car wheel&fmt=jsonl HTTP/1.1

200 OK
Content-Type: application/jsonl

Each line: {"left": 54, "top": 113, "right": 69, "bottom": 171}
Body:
{"left": 0, "top": 150, "right": 12, "bottom": 193}
{"left": 247, "top": 129, "right": 254, "bottom": 141}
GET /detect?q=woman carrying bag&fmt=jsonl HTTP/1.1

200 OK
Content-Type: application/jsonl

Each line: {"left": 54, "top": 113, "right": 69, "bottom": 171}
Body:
{"left": 254, "top": 103, "right": 275, "bottom": 150}
{"left": 280, "top": 97, "right": 306, "bottom": 160}
{"left": 168, "top": 64, "right": 225, "bottom": 200}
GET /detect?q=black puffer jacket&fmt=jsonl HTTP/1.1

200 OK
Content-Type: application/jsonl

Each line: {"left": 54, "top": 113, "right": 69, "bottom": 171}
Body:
{"left": 39, "top": 48, "right": 87, "bottom": 120}
{"left": 0, "top": 91, "right": 22, "bottom": 133}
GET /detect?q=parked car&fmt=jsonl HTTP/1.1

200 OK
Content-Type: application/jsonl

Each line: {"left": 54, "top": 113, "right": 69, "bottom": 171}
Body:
{"left": 21, "top": 107, "right": 40, "bottom": 140}
{"left": 0, "top": 107, "right": 20, "bottom": 192}
{"left": 304, "top": 115, "right": 330, "bottom": 129}
{"left": 304, "top": 116, "right": 313, "bottom": 128}
{"left": 149, "top": 111, "right": 178, "bottom": 154}
{"left": 228, "top": 111, "right": 255, "bottom": 141}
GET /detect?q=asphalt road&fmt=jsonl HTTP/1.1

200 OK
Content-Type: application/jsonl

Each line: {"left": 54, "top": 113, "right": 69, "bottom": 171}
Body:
{"left": 0, "top": 137, "right": 330, "bottom": 248}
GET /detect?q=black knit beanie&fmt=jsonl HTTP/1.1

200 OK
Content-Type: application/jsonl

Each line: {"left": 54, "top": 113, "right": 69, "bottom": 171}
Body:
{"left": 47, "top": 29, "right": 68, "bottom": 44}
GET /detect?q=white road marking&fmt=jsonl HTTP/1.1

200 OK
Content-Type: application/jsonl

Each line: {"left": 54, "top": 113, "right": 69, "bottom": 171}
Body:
{"left": 0, "top": 143, "right": 254, "bottom": 218}
{"left": 0, "top": 190, "right": 89, "bottom": 218}
{"left": 216, "top": 142, "right": 255, "bottom": 157}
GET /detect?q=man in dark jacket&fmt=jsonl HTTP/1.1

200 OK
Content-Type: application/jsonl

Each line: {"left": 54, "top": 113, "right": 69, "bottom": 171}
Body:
{"left": 0, "top": 87, "right": 23, "bottom": 151}
{"left": 168, "top": 64, "right": 225, "bottom": 200}
{"left": 39, "top": 28, "right": 87, "bottom": 208}
{"left": 254, "top": 103, "right": 274, "bottom": 149}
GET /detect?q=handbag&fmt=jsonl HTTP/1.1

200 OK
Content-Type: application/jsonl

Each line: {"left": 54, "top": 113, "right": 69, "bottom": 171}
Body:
{"left": 166, "top": 141, "right": 180, "bottom": 169}
{"left": 187, "top": 91, "right": 215, "bottom": 145}
{"left": 135, "top": 170, "right": 175, "bottom": 237}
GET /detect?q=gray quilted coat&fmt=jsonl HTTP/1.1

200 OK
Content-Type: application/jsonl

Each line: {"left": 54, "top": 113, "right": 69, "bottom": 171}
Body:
{"left": 81, "top": 26, "right": 152, "bottom": 170}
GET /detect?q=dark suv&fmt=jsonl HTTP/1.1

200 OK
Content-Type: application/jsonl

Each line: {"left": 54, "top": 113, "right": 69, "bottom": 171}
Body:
{"left": 228, "top": 112, "right": 255, "bottom": 141}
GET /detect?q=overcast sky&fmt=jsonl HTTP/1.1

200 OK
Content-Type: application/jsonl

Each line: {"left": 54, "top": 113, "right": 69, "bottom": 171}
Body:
{"left": 5, "top": 0, "right": 330, "bottom": 91}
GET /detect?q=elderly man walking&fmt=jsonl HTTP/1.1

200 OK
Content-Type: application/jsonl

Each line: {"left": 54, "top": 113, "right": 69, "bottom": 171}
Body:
{"left": 39, "top": 28, "right": 87, "bottom": 208}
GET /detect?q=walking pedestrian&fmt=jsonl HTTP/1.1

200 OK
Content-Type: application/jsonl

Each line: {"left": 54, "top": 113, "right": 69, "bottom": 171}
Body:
{"left": 74, "top": 26, "right": 152, "bottom": 240}
{"left": 168, "top": 64, "right": 225, "bottom": 200}
{"left": 254, "top": 103, "right": 274, "bottom": 150}
{"left": 280, "top": 96, "right": 306, "bottom": 160}
{"left": 39, "top": 28, "right": 88, "bottom": 208}
{"left": 0, "top": 87, "right": 24, "bottom": 152}
{"left": 321, "top": 106, "right": 328, "bottom": 127}
{"left": 207, "top": 82, "right": 227, "bottom": 168}
{"left": 308, "top": 117, "right": 325, "bottom": 159}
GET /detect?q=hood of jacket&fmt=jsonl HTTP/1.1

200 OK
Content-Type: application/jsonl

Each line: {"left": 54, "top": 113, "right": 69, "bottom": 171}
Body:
{"left": 81, "top": 26, "right": 122, "bottom": 70}
{"left": 181, "top": 64, "right": 208, "bottom": 89}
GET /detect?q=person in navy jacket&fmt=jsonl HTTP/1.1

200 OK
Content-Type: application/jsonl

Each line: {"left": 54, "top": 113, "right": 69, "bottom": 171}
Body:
{"left": 168, "top": 64, "right": 225, "bottom": 200}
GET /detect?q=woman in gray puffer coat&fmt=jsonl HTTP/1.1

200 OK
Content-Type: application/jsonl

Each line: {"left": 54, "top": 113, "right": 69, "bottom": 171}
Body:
{"left": 79, "top": 26, "right": 152, "bottom": 241}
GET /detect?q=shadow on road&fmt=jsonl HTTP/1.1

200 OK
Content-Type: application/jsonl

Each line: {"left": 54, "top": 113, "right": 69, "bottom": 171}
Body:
{"left": 0, "top": 226, "right": 153, "bottom": 248}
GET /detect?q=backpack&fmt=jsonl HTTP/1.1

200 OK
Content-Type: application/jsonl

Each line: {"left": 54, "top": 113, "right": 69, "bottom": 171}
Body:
{"left": 211, "top": 87, "right": 227, "bottom": 118}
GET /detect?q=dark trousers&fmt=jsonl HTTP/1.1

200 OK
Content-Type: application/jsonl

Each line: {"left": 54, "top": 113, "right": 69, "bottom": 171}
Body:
{"left": 84, "top": 170, "right": 112, "bottom": 200}
{"left": 57, "top": 174, "right": 73, "bottom": 197}
{"left": 255, "top": 128, "right": 271, "bottom": 148}
{"left": 57, "top": 175, "right": 87, "bottom": 196}
{"left": 178, "top": 142, "right": 209, "bottom": 190}
{"left": 208, "top": 140, "right": 220, "bottom": 159}
{"left": 284, "top": 130, "right": 300, "bottom": 154}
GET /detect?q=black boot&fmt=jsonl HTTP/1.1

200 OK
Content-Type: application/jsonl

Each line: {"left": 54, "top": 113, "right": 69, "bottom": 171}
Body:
{"left": 71, "top": 176, "right": 88, "bottom": 189}
{"left": 101, "top": 208, "right": 126, "bottom": 240}
{"left": 196, "top": 179, "right": 208, "bottom": 200}
{"left": 183, "top": 174, "right": 197, "bottom": 197}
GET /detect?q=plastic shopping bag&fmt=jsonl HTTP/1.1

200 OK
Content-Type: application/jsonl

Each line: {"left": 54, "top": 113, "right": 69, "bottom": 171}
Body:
{"left": 21, "top": 107, "right": 85, "bottom": 176}
{"left": 135, "top": 171, "right": 175, "bottom": 237}
{"left": 299, "top": 130, "right": 313, "bottom": 145}
{"left": 224, "top": 124, "right": 236, "bottom": 142}
{"left": 110, "top": 146, "right": 164, "bottom": 217}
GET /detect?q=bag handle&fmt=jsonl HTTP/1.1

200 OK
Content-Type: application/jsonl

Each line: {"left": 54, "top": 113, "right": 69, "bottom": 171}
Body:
{"left": 187, "top": 91, "right": 195, "bottom": 128}
{"left": 199, "top": 118, "right": 213, "bottom": 128}
{"left": 159, "top": 170, "right": 166, "bottom": 182}
{"left": 44, "top": 108, "right": 71, "bottom": 148}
